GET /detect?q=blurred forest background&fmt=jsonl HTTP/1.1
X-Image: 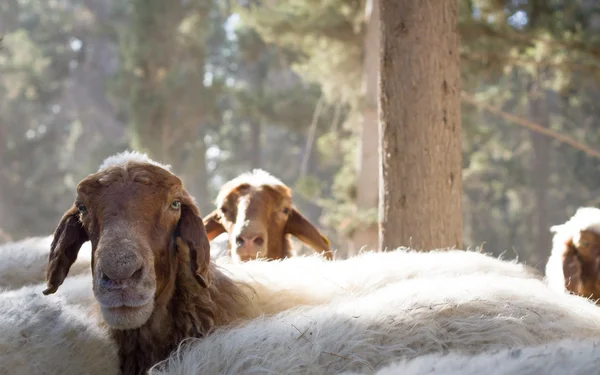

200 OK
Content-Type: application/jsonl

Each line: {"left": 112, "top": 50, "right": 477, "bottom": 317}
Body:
{"left": 1, "top": 0, "right": 600, "bottom": 270}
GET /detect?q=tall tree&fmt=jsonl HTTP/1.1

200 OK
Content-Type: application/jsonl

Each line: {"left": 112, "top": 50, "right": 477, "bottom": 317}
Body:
{"left": 352, "top": 0, "right": 380, "bottom": 254}
{"left": 378, "top": 1, "right": 462, "bottom": 251}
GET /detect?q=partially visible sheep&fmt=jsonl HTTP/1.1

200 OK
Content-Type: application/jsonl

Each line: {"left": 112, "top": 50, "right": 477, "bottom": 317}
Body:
{"left": 0, "top": 235, "right": 92, "bottom": 290}
{"left": 150, "top": 273, "right": 600, "bottom": 375}
{"left": 343, "top": 338, "right": 600, "bottom": 375}
{"left": 0, "top": 286, "right": 118, "bottom": 375}
{"left": 203, "top": 169, "right": 333, "bottom": 262}
{"left": 546, "top": 207, "right": 600, "bottom": 301}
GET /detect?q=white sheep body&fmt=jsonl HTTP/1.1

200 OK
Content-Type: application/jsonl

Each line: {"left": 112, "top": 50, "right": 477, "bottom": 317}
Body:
{"left": 0, "top": 235, "right": 92, "bottom": 290}
{"left": 0, "top": 248, "right": 561, "bottom": 375}
{"left": 0, "top": 287, "right": 118, "bottom": 375}
{"left": 344, "top": 338, "right": 600, "bottom": 375}
{"left": 150, "top": 272, "right": 600, "bottom": 375}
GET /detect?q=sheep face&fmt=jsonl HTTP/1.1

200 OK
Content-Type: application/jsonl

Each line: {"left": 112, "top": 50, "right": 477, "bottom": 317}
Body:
{"left": 565, "top": 230, "right": 600, "bottom": 298}
{"left": 203, "top": 170, "right": 332, "bottom": 261}
{"left": 43, "top": 162, "right": 211, "bottom": 330}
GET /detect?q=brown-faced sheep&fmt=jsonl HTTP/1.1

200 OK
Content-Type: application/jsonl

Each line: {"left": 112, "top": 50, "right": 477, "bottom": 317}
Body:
{"left": 42, "top": 151, "right": 258, "bottom": 375}
{"left": 546, "top": 207, "right": 600, "bottom": 302}
{"left": 203, "top": 169, "right": 333, "bottom": 262}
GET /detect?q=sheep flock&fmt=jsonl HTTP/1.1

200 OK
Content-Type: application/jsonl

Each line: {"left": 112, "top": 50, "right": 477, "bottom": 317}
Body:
{"left": 2, "top": 150, "right": 600, "bottom": 375}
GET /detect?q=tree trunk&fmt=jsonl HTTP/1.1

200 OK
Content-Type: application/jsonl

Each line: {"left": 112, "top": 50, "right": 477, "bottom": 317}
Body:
{"left": 352, "top": 0, "right": 380, "bottom": 254}
{"left": 378, "top": 0, "right": 462, "bottom": 252}
{"left": 529, "top": 81, "right": 551, "bottom": 264}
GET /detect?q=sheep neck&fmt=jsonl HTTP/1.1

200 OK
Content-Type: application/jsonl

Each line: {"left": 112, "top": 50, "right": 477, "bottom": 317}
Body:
{"left": 110, "top": 256, "right": 249, "bottom": 375}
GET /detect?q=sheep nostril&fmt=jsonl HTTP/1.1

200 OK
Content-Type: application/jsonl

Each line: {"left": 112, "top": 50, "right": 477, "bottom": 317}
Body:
{"left": 236, "top": 236, "right": 245, "bottom": 247}
{"left": 254, "top": 236, "right": 264, "bottom": 246}
{"left": 101, "top": 272, "right": 110, "bottom": 282}
{"left": 131, "top": 267, "right": 143, "bottom": 281}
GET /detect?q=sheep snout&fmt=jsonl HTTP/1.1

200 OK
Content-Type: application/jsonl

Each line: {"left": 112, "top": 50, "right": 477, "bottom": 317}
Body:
{"left": 93, "top": 246, "right": 156, "bottom": 329}
{"left": 232, "top": 228, "right": 267, "bottom": 261}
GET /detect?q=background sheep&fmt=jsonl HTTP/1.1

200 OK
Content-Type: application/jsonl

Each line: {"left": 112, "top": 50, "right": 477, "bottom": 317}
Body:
{"left": 546, "top": 206, "right": 600, "bottom": 301}
{"left": 150, "top": 273, "right": 600, "bottom": 375}
{"left": 0, "top": 287, "right": 118, "bottom": 375}
{"left": 0, "top": 235, "right": 92, "bottom": 290}
{"left": 343, "top": 337, "right": 600, "bottom": 375}
{"left": 203, "top": 169, "right": 333, "bottom": 262}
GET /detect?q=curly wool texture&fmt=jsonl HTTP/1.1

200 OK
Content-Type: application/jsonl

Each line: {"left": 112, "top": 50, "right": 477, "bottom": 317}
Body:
{"left": 0, "top": 248, "right": 543, "bottom": 375}
{"left": 546, "top": 206, "right": 600, "bottom": 294}
{"left": 0, "top": 288, "right": 118, "bottom": 375}
{"left": 345, "top": 338, "right": 600, "bottom": 375}
{"left": 0, "top": 235, "right": 92, "bottom": 290}
{"left": 216, "top": 248, "right": 542, "bottom": 315}
{"left": 150, "top": 273, "right": 600, "bottom": 375}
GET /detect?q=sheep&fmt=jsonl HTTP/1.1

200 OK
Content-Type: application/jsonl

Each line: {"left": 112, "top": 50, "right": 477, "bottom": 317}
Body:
{"left": 39, "top": 150, "right": 546, "bottom": 375}
{"left": 149, "top": 273, "right": 600, "bottom": 375}
{"left": 546, "top": 206, "right": 600, "bottom": 301}
{"left": 0, "top": 235, "right": 92, "bottom": 290}
{"left": 0, "top": 286, "right": 118, "bottom": 375}
{"left": 342, "top": 337, "right": 600, "bottom": 375}
{"left": 203, "top": 169, "right": 334, "bottom": 262}
{"left": 41, "top": 150, "right": 263, "bottom": 375}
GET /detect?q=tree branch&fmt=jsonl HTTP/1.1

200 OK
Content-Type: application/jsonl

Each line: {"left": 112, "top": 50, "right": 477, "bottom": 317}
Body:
{"left": 461, "top": 92, "right": 600, "bottom": 160}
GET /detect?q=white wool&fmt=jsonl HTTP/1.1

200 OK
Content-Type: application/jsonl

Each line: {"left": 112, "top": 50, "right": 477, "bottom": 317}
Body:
{"left": 215, "top": 168, "right": 287, "bottom": 206}
{"left": 549, "top": 206, "right": 600, "bottom": 236}
{"left": 210, "top": 233, "right": 231, "bottom": 259}
{"left": 150, "top": 274, "right": 600, "bottom": 375}
{"left": 2, "top": 272, "right": 96, "bottom": 312}
{"left": 0, "top": 235, "right": 92, "bottom": 290}
{"left": 0, "top": 287, "right": 118, "bottom": 375}
{"left": 216, "top": 248, "right": 541, "bottom": 314}
{"left": 545, "top": 206, "right": 600, "bottom": 294}
{"left": 345, "top": 338, "right": 600, "bottom": 375}
{"left": 97, "top": 149, "right": 172, "bottom": 172}
{"left": 0, "top": 248, "right": 582, "bottom": 375}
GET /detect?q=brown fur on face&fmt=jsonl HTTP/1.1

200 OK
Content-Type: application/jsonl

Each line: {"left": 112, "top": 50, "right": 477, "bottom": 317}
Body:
{"left": 203, "top": 170, "right": 333, "bottom": 262}
{"left": 561, "top": 230, "right": 600, "bottom": 302}
{"left": 43, "top": 158, "right": 252, "bottom": 375}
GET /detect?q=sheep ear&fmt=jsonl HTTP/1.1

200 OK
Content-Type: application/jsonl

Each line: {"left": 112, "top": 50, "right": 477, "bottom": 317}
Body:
{"left": 176, "top": 192, "right": 211, "bottom": 288}
{"left": 563, "top": 239, "right": 583, "bottom": 294}
{"left": 203, "top": 209, "right": 226, "bottom": 241}
{"left": 43, "top": 206, "right": 89, "bottom": 295}
{"left": 285, "top": 207, "right": 333, "bottom": 260}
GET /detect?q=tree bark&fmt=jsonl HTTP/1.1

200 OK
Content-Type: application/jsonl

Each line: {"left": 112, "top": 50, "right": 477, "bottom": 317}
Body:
{"left": 352, "top": 0, "right": 380, "bottom": 254}
{"left": 378, "top": 0, "right": 462, "bottom": 251}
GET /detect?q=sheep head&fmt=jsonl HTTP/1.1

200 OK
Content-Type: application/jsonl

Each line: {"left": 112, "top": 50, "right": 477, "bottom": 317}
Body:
{"left": 203, "top": 169, "right": 332, "bottom": 262}
{"left": 562, "top": 229, "right": 600, "bottom": 298}
{"left": 43, "top": 151, "right": 211, "bottom": 330}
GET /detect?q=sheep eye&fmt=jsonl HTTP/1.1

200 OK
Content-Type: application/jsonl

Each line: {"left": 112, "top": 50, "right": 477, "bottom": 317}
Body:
{"left": 170, "top": 201, "right": 181, "bottom": 210}
{"left": 283, "top": 208, "right": 290, "bottom": 215}
{"left": 77, "top": 204, "right": 87, "bottom": 213}
{"left": 220, "top": 207, "right": 228, "bottom": 214}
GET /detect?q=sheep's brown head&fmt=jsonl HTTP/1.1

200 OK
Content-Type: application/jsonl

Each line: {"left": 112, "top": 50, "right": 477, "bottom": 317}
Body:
{"left": 551, "top": 207, "right": 600, "bottom": 300}
{"left": 203, "top": 169, "right": 332, "bottom": 262}
{"left": 43, "top": 151, "right": 211, "bottom": 330}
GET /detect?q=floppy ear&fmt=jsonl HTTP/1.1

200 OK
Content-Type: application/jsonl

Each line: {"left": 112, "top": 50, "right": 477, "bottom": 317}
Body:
{"left": 562, "top": 239, "right": 583, "bottom": 294}
{"left": 43, "top": 206, "right": 89, "bottom": 295}
{"left": 203, "top": 209, "right": 226, "bottom": 241}
{"left": 176, "top": 192, "right": 211, "bottom": 288}
{"left": 284, "top": 207, "right": 333, "bottom": 260}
